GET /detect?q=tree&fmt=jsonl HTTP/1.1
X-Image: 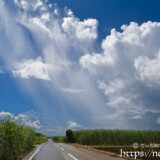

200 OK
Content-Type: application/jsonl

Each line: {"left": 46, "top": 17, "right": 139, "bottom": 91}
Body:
{"left": 66, "top": 129, "right": 74, "bottom": 143}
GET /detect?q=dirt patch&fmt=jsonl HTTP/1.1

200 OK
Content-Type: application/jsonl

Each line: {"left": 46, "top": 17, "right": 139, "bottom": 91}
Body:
{"left": 71, "top": 144, "right": 160, "bottom": 160}
{"left": 70, "top": 143, "right": 127, "bottom": 159}
{"left": 70, "top": 144, "right": 160, "bottom": 160}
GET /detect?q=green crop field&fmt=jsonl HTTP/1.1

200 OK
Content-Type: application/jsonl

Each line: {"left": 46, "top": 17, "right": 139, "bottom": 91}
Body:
{"left": 72, "top": 129, "right": 160, "bottom": 146}
{"left": 0, "top": 118, "right": 47, "bottom": 160}
{"left": 52, "top": 136, "right": 65, "bottom": 143}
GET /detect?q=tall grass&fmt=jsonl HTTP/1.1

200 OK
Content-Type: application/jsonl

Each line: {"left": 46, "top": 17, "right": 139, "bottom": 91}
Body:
{"left": 35, "top": 133, "right": 47, "bottom": 144}
{"left": 73, "top": 129, "right": 160, "bottom": 146}
{"left": 0, "top": 118, "right": 46, "bottom": 160}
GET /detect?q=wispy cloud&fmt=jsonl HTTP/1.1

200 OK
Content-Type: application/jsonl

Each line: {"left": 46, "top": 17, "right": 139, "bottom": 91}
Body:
{"left": 61, "top": 88, "right": 86, "bottom": 93}
{"left": 0, "top": 68, "right": 4, "bottom": 74}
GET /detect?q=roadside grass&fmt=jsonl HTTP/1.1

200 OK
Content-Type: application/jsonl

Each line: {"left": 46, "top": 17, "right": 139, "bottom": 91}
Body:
{"left": 0, "top": 118, "right": 47, "bottom": 160}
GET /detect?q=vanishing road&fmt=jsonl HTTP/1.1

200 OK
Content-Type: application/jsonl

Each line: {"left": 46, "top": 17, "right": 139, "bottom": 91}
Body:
{"left": 33, "top": 139, "right": 123, "bottom": 160}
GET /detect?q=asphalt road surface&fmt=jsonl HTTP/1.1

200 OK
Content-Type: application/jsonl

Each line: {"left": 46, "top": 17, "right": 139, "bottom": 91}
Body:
{"left": 33, "top": 139, "right": 123, "bottom": 160}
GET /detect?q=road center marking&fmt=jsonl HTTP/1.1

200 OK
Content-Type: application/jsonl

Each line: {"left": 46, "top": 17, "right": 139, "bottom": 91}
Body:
{"left": 68, "top": 153, "right": 78, "bottom": 160}
{"left": 61, "top": 147, "right": 64, "bottom": 151}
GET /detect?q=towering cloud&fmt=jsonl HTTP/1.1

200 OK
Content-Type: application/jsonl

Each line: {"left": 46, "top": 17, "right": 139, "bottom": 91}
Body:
{"left": 80, "top": 21, "right": 160, "bottom": 129}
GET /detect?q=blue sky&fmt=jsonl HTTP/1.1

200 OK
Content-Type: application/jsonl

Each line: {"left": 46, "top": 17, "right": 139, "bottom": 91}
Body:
{"left": 1, "top": 0, "right": 160, "bottom": 136}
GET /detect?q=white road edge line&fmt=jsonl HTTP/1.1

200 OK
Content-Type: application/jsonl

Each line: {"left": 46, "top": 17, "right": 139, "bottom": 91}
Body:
{"left": 60, "top": 147, "right": 64, "bottom": 151}
{"left": 29, "top": 143, "right": 44, "bottom": 160}
{"left": 68, "top": 153, "right": 78, "bottom": 160}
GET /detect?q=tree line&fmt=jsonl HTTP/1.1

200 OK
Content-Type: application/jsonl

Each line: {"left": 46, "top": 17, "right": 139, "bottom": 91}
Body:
{"left": 54, "top": 129, "right": 160, "bottom": 146}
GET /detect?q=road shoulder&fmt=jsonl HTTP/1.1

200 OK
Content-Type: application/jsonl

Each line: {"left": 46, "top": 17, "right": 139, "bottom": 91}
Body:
{"left": 23, "top": 144, "right": 43, "bottom": 160}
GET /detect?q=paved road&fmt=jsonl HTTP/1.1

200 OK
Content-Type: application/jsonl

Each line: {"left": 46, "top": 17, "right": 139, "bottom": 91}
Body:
{"left": 33, "top": 139, "right": 123, "bottom": 160}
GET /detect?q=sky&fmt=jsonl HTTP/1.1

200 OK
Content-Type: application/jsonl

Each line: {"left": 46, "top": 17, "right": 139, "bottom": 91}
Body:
{"left": 1, "top": 0, "right": 160, "bottom": 136}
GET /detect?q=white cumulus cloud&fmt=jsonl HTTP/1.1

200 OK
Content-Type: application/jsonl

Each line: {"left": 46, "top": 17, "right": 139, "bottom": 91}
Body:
{"left": 62, "top": 16, "right": 98, "bottom": 41}
{"left": 0, "top": 111, "right": 43, "bottom": 130}
{"left": 14, "top": 0, "right": 43, "bottom": 10}
{"left": 67, "top": 121, "right": 81, "bottom": 129}
{"left": 12, "top": 57, "right": 52, "bottom": 80}
{"left": 135, "top": 52, "right": 160, "bottom": 87}
{"left": 0, "top": 111, "right": 13, "bottom": 119}
{"left": 80, "top": 21, "right": 160, "bottom": 74}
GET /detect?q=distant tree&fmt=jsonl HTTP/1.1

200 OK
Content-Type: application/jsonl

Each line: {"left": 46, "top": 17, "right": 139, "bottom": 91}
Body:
{"left": 66, "top": 129, "right": 74, "bottom": 143}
